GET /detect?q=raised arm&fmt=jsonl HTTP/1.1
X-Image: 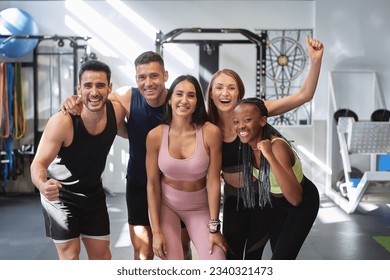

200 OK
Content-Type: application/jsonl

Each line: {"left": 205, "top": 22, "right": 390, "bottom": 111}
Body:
{"left": 145, "top": 126, "right": 166, "bottom": 259}
{"left": 264, "top": 37, "right": 324, "bottom": 117}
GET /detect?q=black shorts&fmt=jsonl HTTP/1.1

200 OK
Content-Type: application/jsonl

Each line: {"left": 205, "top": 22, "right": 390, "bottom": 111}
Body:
{"left": 41, "top": 186, "right": 110, "bottom": 241}
{"left": 126, "top": 180, "right": 150, "bottom": 226}
{"left": 126, "top": 180, "right": 187, "bottom": 228}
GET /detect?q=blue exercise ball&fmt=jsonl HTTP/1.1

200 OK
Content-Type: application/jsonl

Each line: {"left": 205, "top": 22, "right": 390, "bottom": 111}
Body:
{"left": 0, "top": 8, "right": 39, "bottom": 57}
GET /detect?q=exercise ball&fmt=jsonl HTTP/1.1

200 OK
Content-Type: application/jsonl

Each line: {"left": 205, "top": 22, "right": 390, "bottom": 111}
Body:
{"left": 0, "top": 8, "right": 39, "bottom": 57}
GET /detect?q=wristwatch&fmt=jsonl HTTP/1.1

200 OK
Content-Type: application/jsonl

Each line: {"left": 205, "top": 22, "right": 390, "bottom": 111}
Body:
{"left": 209, "top": 219, "right": 221, "bottom": 233}
{"left": 209, "top": 223, "right": 221, "bottom": 233}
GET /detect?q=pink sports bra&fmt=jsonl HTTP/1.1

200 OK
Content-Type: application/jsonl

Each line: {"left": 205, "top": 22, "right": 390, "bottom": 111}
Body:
{"left": 158, "top": 124, "right": 210, "bottom": 181}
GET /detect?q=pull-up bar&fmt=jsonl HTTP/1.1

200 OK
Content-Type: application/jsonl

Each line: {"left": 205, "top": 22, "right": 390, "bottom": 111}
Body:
{"left": 0, "top": 34, "right": 91, "bottom": 45}
{"left": 156, "top": 28, "right": 267, "bottom": 98}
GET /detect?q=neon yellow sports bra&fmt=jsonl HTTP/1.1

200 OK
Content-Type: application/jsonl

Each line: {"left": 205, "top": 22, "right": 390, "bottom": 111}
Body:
{"left": 253, "top": 138, "right": 303, "bottom": 194}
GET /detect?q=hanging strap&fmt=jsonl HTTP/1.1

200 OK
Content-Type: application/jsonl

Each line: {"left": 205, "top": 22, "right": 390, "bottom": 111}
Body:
{"left": 13, "top": 63, "right": 26, "bottom": 140}
{"left": 0, "top": 63, "right": 3, "bottom": 134}
{"left": 7, "top": 63, "right": 14, "bottom": 173}
{"left": 0, "top": 62, "right": 9, "bottom": 138}
{"left": 6, "top": 63, "right": 14, "bottom": 138}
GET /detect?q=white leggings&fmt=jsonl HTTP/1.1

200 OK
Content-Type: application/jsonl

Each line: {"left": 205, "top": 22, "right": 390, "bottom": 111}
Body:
{"left": 160, "top": 182, "right": 225, "bottom": 260}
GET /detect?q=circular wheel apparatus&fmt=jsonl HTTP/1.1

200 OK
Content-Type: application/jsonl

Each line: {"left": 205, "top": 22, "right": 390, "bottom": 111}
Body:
{"left": 266, "top": 36, "right": 307, "bottom": 83}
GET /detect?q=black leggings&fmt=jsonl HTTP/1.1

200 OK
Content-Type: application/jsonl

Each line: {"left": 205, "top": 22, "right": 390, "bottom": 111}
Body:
{"left": 222, "top": 183, "right": 270, "bottom": 260}
{"left": 269, "top": 176, "right": 320, "bottom": 260}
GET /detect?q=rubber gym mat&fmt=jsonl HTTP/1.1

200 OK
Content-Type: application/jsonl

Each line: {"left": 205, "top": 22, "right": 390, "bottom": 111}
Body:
{"left": 373, "top": 236, "right": 390, "bottom": 253}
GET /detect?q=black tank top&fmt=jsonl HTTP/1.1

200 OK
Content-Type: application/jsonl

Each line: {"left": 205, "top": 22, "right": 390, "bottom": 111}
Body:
{"left": 222, "top": 136, "right": 242, "bottom": 173}
{"left": 49, "top": 100, "right": 117, "bottom": 192}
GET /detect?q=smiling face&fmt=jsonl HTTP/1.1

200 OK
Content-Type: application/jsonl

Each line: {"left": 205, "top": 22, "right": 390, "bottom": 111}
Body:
{"left": 232, "top": 103, "right": 267, "bottom": 147}
{"left": 78, "top": 70, "right": 111, "bottom": 112}
{"left": 210, "top": 72, "right": 240, "bottom": 113}
{"left": 169, "top": 80, "right": 197, "bottom": 118}
{"left": 135, "top": 61, "right": 168, "bottom": 106}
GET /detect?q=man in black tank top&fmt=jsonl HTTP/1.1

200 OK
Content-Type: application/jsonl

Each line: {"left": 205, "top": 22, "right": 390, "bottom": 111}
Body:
{"left": 31, "top": 60, "right": 126, "bottom": 260}
{"left": 61, "top": 51, "right": 192, "bottom": 260}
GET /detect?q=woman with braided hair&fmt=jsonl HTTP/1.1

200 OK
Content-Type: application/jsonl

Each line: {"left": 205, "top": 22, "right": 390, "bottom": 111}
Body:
{"left": 232, "top": 97, "right": 320, "bottom": 260}
{"left": 206, "top": 37, "right": 324, "bottom": 259}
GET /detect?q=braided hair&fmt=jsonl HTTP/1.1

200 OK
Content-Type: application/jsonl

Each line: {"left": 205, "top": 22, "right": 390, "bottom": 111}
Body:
{"left": 237, "top": 97, "right": 291, "bottom": 209}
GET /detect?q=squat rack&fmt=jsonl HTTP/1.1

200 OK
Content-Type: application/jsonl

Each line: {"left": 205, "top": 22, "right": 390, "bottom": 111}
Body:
{"left": 155, "top": 28, "right": 267, "bottom": 98}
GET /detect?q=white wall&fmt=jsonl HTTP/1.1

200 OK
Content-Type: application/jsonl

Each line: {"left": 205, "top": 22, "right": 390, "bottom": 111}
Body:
{"left": 1, "top": 0, "right": 389, "bottom": 193}
{"left": 314, "top": 0, "right": 390, "bottom": 197}
{"left": 316, "top": 0, "right": 390, "bottom": 117}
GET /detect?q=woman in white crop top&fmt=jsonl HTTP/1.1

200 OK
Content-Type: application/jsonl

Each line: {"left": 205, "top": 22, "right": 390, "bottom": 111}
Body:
{"left": 146, "top": 75, "right": 227, "bottom": 260}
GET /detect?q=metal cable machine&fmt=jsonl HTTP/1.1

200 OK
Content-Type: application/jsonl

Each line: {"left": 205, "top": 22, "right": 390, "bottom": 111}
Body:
{"left": 32, "top": 35, "right": 91, "bottom": 151}
{"left": 0, "top": 35, "right": 91, "bottom": 194}
{"left": 0, "top": 34, "right": 91, "bottom": 152}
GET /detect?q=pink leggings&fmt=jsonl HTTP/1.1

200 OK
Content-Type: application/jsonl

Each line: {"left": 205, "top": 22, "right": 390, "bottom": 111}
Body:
{"left": 160, "top": 182, "right": 226, "bottom": 260}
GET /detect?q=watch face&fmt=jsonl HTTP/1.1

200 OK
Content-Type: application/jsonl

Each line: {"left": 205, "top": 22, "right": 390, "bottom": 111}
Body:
{"left": 209, "top": 223, "right": 220, "bottom": 233}
{"left": 210, "top": 224, "right": 218, "bottom": 231}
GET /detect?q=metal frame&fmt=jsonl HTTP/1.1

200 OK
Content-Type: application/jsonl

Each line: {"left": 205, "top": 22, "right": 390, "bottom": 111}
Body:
{"left": 155, "top": 28, "right": 314, "bottom": 125}
{"left": 155, "top": 28, "right": 267, "bottom": 98}
{"left": 0, "top": 34, "right": 91, "bottom": 151}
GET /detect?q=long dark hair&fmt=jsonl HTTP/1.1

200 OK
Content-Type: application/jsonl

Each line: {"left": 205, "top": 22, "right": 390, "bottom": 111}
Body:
{"left": 161, "top": 75, "right": 208, "bottom": 126}
{"left": 237, "top": 97, "right": 290, "bottom": 209}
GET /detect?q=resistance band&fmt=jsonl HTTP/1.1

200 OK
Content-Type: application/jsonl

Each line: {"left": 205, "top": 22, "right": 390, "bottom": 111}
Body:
{"left": 13, "top": 63, "right": 26, "bottom": 140}
{"left": 0, "top": 62, "right": 9, "bottom": 138}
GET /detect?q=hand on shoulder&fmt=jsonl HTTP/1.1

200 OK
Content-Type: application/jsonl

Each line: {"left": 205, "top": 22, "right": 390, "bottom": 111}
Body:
{"left": 61, "top": 95, "right": 82, "bottom": 116}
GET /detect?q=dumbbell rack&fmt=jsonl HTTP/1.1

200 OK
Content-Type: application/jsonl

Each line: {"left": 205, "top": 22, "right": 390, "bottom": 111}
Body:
{"left": 336, "top": 117, "right": 390, "bottom": 213}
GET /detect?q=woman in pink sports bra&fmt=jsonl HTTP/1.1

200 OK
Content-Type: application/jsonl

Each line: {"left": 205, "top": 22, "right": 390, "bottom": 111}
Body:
{"left": 146, "top": 75, "right": 227, "bottom": 260}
